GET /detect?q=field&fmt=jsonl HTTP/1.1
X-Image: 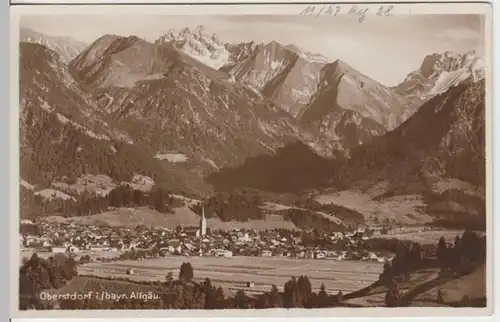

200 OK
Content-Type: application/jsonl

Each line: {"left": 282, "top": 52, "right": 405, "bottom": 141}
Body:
{"left": 379, "top": 229, "right": 485, "bottom": 245}
{"left": 78, "top": 256, "right": 383, "bottom": 295}
{"left": 314, "top": 190, "right": 433, "bottom": 224}
{"left": 379, "top": 230, "right": 467, "bottom": 245}
{"left": 314, "top": 175, "right": 485, "bottom": 227}
{"left": 413, "top": 264, "right": 487, "bottom": 305}
{"left": 45, "top": 206, "right": 298, "bottom": 230}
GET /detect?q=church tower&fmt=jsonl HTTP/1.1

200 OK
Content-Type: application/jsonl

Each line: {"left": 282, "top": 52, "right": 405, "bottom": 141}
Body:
{"left": 200, "top": 205, "right": 207, "bottom": 237}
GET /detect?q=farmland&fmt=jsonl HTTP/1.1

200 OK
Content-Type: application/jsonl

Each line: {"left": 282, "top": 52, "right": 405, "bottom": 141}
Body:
{"left": 78, "top": 256, "right": 383, "bottom": 295}
{"left": 44, "top": 206, "right": 299, "bottom": 230}
{"left": 379, "top": 229, "right": 485, "bottom": 245}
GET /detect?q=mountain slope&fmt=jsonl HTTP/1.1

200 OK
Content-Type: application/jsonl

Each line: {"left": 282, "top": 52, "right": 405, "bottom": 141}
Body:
{"left": 68, "top": 35, "right": 337, "bottom": 177}
{"left": 20, "top": 28, "right": 88, "bottom": 63}
{"left": 341, "top": 79, "right": 485, "bottom": 187}
{"left": 155, "top": 28, "right": 328, "bottom": 117}
{"left": 227, "top": 41, "right": 328, "bottom": 116}
{"left": 297, "top": 59, "right": 414, "bottom": 149}
{"left": 394, "top": 50, "right": 485, "bottom": 107}
{"left": 208, "top": 79, "right": 486, "bottom": 227}
{"left": 19, "top": 42, "right": 212, "bottom": 198}
{"left": 322, "top": 80, "right": 486, "bottom": 227}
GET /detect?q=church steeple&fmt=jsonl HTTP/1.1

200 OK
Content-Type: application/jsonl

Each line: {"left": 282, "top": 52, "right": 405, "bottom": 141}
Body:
{"left": 200, "top": 205, "right": 207, "bottom": 237}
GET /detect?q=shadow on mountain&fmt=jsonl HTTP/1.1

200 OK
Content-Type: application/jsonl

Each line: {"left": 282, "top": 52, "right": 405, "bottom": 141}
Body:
{"left": 206, "top": 141, "right": 342, "bottom": 194}
{"left": 207, "top": 80, "right": 486, "bottom": 229}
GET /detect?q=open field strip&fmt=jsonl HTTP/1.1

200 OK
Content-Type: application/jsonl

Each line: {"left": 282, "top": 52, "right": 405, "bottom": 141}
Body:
{"left": 78, "top": 256, "right": 383, "bottom": 294}
{"left": 380, "top": 230, "right": 482, "bottom": 244}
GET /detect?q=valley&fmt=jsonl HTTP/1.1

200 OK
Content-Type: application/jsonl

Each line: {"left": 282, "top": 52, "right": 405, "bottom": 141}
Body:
{"left": 17, "top": 19, "right": 487, "bottom": 311}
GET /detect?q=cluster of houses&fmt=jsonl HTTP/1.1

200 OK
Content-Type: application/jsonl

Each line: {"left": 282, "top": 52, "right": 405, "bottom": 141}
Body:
{"left": 20, "top": 218, "right": 412, "bottom": 263}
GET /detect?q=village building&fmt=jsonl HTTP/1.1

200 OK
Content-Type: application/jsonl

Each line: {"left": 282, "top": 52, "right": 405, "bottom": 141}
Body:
{"left": 183, "top": 206, "right": 209, "bottom": 238}
{"left": 314, "top": 251, "right": 327, "bottom": 259}
{"left": 68, "top": 245, "right": 80, "bottom": 253}
{"left": 36, "top": 246, "right": 52, "bottom": 253}
{"left": 89, "top": 244, "right": 111, "bottom": 251}
{"left": 330, "top": 232, "right": 344, "bottom": 240}
{"left": 184, "top": 227, "right": 200, "bottom": 237}
{"left": 51, "top": 246, "right": 67, "bottom": 253}
{"left": 261, "top": 249, "right": 272, "bottom": 257}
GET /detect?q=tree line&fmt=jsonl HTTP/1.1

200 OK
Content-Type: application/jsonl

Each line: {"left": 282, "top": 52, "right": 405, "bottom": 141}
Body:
{"left": 20, "top": 184, "right": 177, "bottom": 219}
{"left": 190, "top": 192, "right": 265, "bottom": 222}
{"left": 292, "top": 197, "right": 365, "bottom": 226}
{"left": 19, "top": 252, "right": 78, "bottom": 310}
{"left": 19, "top": 229, "right": 486, "bottom": 310}
{"left": 378, "top": 228, "right": 486, "bottom": 307}
{"left": 436, "top": 229, "right": 486, "bottom": 277}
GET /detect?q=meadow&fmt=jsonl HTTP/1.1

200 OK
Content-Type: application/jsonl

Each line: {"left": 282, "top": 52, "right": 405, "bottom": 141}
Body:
{"left": 379, "top": 229, "right": 483, "bottom": 245}
{"left": 78, "top": 256, "right": 383, "bottom": 294}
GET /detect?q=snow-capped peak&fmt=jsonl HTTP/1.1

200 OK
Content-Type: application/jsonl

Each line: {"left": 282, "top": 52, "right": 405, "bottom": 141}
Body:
{"left": 420, "top": 50, "right": 483, "bottom": 79}
{"left": 179, "top": 27, "right": 191, "bottom": 38}
{"left": 195, "top": 25, "right": 205, "bottom": 36}
{"left": 285, "top": 43, "right": 328, "bottom": 63}
{"left": 395, "top": 49, "right": 485, "bottom": 103}
{"left": 155, "top": 25, "right": 256, "bottom": 70}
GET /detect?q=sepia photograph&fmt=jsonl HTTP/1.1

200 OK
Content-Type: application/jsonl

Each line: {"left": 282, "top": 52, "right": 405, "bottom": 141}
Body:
{"left": 11, "top": 2, "right": 492, "bottom": 316}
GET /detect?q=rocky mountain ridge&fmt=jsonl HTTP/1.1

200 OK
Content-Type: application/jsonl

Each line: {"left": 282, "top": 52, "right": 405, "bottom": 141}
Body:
{"left": 20, "top": 27, "right": 88, "bottom": 63}
{"left": 394, "top": 50, "right": 486, "bottom": 107}
{"left": 68, "top": 34, "right": 338, "bottom": 175}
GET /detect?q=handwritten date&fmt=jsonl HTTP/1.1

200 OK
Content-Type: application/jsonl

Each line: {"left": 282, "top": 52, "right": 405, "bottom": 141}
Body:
{"left": 300, "top": 4, "right": 395, "bottom": 22}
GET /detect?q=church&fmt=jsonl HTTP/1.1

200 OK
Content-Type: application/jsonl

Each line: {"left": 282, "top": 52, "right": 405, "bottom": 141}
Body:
{"left": 197, "top": 205, "right": 207, "bottom": 237}
{"left": 182, "top": 205, "right": 208, "bottom": 237}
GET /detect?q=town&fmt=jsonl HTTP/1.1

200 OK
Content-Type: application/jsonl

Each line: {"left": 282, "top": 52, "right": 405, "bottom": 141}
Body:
{"left": 20, "top": 210, "right": 449, "bottom": 264}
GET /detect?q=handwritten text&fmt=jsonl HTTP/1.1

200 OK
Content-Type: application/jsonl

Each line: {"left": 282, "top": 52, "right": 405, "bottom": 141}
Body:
{"left": 300, "top": 4, "right": 395, "bottom": 22}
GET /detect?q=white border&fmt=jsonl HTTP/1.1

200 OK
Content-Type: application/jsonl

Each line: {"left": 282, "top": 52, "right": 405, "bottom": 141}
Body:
{"left": 9, "top": 0, "right": 496, "bottom": 319}
{"left": 7, "top": 0, "right": 496, "bottom": 4}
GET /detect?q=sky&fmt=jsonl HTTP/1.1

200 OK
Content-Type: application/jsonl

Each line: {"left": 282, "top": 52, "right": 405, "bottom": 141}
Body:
{"left": 20, "top": 14, "right": 486, "bottom": 86}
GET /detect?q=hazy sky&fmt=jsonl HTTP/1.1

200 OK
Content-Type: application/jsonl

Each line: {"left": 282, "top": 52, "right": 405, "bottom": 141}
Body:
{"left": 20, "top": 14, "right": 485, "bottom": 86}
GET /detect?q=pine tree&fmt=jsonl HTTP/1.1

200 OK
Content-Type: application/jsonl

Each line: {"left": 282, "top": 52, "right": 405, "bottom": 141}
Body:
{"left": 185, "top": 262, "right": 194, "bottom": 281}
{"left": 379, "top": 260, "right": 393, "bottom": 285}
{"left": 410, "top": 242, "right": 422, "bottom": 267}
{"left": 317, "top": 284, "right": 328, "bottom": 308}
{"left": 179, "top": 263, "right": 187, "bottom": 282}
{"left": 214, "top": 287, "right": 226, "bottom": 309}
{"left": 384, "top": 279, "right": 400, "bottom": 307}
{"left": 453, "top": 234, "right": 463, "bottom": 273}
{"left": 336, "top": 290, "right": 343, "bottom": 303}
{"left": 437, "top": 236, "right": 448, "bottom": 268}
{"left": 234, "top": 290, "right": 247, "bottom": 309}
{"left": 437, "top": 288, "right": 444, "bottom": 303}
{"left": 203, "top": 278, "right": 215, "bottom": 309}
{"left": 297, "top": 275, "right": 312, "bottom": 306}
{"left": 165, "top": 272, "right": 174, "bottom": 285}
{"left": 269, "top": 284, "right": 281, "bottom": 308}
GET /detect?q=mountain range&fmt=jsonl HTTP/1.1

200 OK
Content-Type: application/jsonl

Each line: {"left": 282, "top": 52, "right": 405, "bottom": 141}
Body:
{"left": 20, "top": 27, "right": 88, "bottom": 63}
{"left": 394, "top": 50, "right": 485, "bottom": 106}
{"left": 18, "top": 25, "right": 486, "bottom": 229}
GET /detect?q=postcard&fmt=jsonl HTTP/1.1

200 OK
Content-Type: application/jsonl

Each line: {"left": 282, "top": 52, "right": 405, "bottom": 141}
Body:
{"left": 10, "top": 0, "right": 493, "bottom": 318}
